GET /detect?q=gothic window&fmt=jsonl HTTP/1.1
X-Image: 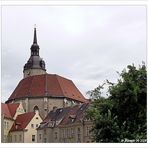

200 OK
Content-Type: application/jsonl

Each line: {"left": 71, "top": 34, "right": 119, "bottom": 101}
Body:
{"left": 33, "top": 106, "right": 39, "bottom": 112}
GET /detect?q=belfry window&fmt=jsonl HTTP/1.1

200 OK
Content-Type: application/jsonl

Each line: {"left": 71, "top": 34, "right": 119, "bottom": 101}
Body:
{"left": 33, "top": 106, "right": 39, "bottom": 112}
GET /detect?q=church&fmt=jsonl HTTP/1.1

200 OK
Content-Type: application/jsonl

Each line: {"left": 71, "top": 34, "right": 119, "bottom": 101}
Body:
{"left": 5, "top": 27, "right": 88, "bottom": 118}
{"left": 1, "top": 27, "right": 93, "bottom": 143}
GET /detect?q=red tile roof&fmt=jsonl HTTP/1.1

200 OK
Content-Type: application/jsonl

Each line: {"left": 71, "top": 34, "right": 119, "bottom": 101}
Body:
{"left": 7, "top": 103, "right": 20, "bottom": 117}
{"left": 7, "top": 74, "right": 87, "bottom": 103}
{"left": 10, "top": 112, "right": 35, "bottom": 131}
{"left": 1, "top": 103, "right": 20, "bottom": 119}
{"left": 1, "top": 103, "right": 12, "bottom": 119}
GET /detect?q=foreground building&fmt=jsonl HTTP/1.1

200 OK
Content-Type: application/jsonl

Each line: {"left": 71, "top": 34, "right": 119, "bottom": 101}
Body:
{"left": 9, "top": 110, "right": 42, "bottom": 143}
{"left": 37, "top": 103, "right": 93, "bottom": 143}
{"left": 1, "top": 103, "right": 25, "bottom": 142}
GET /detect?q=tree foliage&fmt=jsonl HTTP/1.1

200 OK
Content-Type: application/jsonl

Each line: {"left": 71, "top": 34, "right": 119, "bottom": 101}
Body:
{"left": 86, "top": 63, "right": 147, "bottom": 142}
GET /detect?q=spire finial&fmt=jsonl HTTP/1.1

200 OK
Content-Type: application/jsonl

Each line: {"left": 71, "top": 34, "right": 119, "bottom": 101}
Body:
{"left": 33, "top": 25, "right": 37, "bottom": 44}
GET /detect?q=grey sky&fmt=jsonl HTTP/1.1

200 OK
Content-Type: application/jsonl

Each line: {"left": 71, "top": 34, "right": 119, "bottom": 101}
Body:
{"left": 1, "top": 5, "right": 146, "bottom": 102}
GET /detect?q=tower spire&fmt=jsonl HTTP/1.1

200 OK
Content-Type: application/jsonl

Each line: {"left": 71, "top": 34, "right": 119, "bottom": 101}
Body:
{"left": 23, "top": 26, "right": 46, "bottom": 78}
{"left": 30, "top": 25, "right": 39, "bottom": 56}
{"left": 33, "top": 24, "right": 37, "bottom": 44}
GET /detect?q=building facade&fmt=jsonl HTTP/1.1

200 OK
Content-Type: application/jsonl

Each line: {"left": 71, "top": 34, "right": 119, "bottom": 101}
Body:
{"left": 9, "top": 110, "right": 42, "bottom": 143}
{"left": 1, "top": 103, "right": 25, "bottom": 142}
{"left": 37, "top": 103, "right": 94, "bottom": 143}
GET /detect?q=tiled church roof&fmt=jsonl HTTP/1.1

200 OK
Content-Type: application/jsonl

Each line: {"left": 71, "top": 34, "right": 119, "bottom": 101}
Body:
{"left": 7, "top": 74, "right": 87, "bottom": 103}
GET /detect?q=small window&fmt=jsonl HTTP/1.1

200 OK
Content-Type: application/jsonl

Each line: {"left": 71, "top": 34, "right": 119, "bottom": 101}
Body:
{"left": 77, "top": 128, "right": 81, "bottom": 142}
{"left": 36, "top": 124, "right": 38, "bottom": 128}
{"left": 36, "top": 117, "right": 38, "bottom": 119}
{"left": 71, "top": 128, "right": 74, "bottom": 136}
{"left": 4, "top": 121, "right": 6, "bottom": 129}
{"left": 19, "top": 135, "right": 22, "bottom": 141}
{"left": 44, "top": 138, "right": 47, "bottom": 143}
{"left": 55, "top": 132, "right": 57, "bottom": 139}
{"left": 39, "top": 134, "right": 42, "bottom": 140}
{"left": 6, "top": 122, "right": 9, "bottom": 129}
{"left": 86, "top": 126, "right": 91, "bottom": 136}
{"left": 44, "top": 129, "right": 46, "bottom": 135}
{"left": 77, "top": 127, "right": 80, "bottom": 133}
{"left": 4, "top": 135, "right": 7, "bottom": 142}
{"left": 14, "top": 135, "right": 17, "bottom": 142}
{"left": 31, "top": 124, "right": 34, "bottom": 128}
{"left": 32, "top": 135, "right": 35, "bottom": 142}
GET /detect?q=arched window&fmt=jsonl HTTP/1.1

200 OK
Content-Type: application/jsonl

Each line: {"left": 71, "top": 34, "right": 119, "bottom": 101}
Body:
{"left": 33, "top": 106, "right": 39, "bottom": 112}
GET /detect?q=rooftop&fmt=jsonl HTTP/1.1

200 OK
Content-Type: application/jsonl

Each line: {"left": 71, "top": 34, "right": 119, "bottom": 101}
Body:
{"left": 1, "top": 103, "right": 20, "bottom": 119}
{"left": 7, "top": 74, "right": 87, "bottom": 103}
{"left": 10, "top": 112, "right": 35, "bottom": 131}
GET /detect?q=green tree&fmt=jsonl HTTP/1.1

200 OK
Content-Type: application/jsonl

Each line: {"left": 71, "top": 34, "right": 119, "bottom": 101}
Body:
{"left": 86, "top": 83, "right": 105, "bottom": 100}
{"left": 87, "top": 63, "right": 147, "bottom": 142}
{"left": 87, "top": 98, "right": 120, "bottom": 142}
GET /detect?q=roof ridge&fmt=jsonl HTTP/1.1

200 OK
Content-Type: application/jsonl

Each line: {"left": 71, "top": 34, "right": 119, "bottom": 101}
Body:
{"left": 54, "top": 74, "right": 71, "bottom": 81}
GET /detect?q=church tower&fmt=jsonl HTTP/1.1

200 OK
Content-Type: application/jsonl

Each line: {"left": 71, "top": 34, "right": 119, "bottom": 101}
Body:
{"left": 23, "top": 26, "right": 46, "bottom": 78}
{"left": 6, "top": 26, "right": 87, "bottom": 118}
